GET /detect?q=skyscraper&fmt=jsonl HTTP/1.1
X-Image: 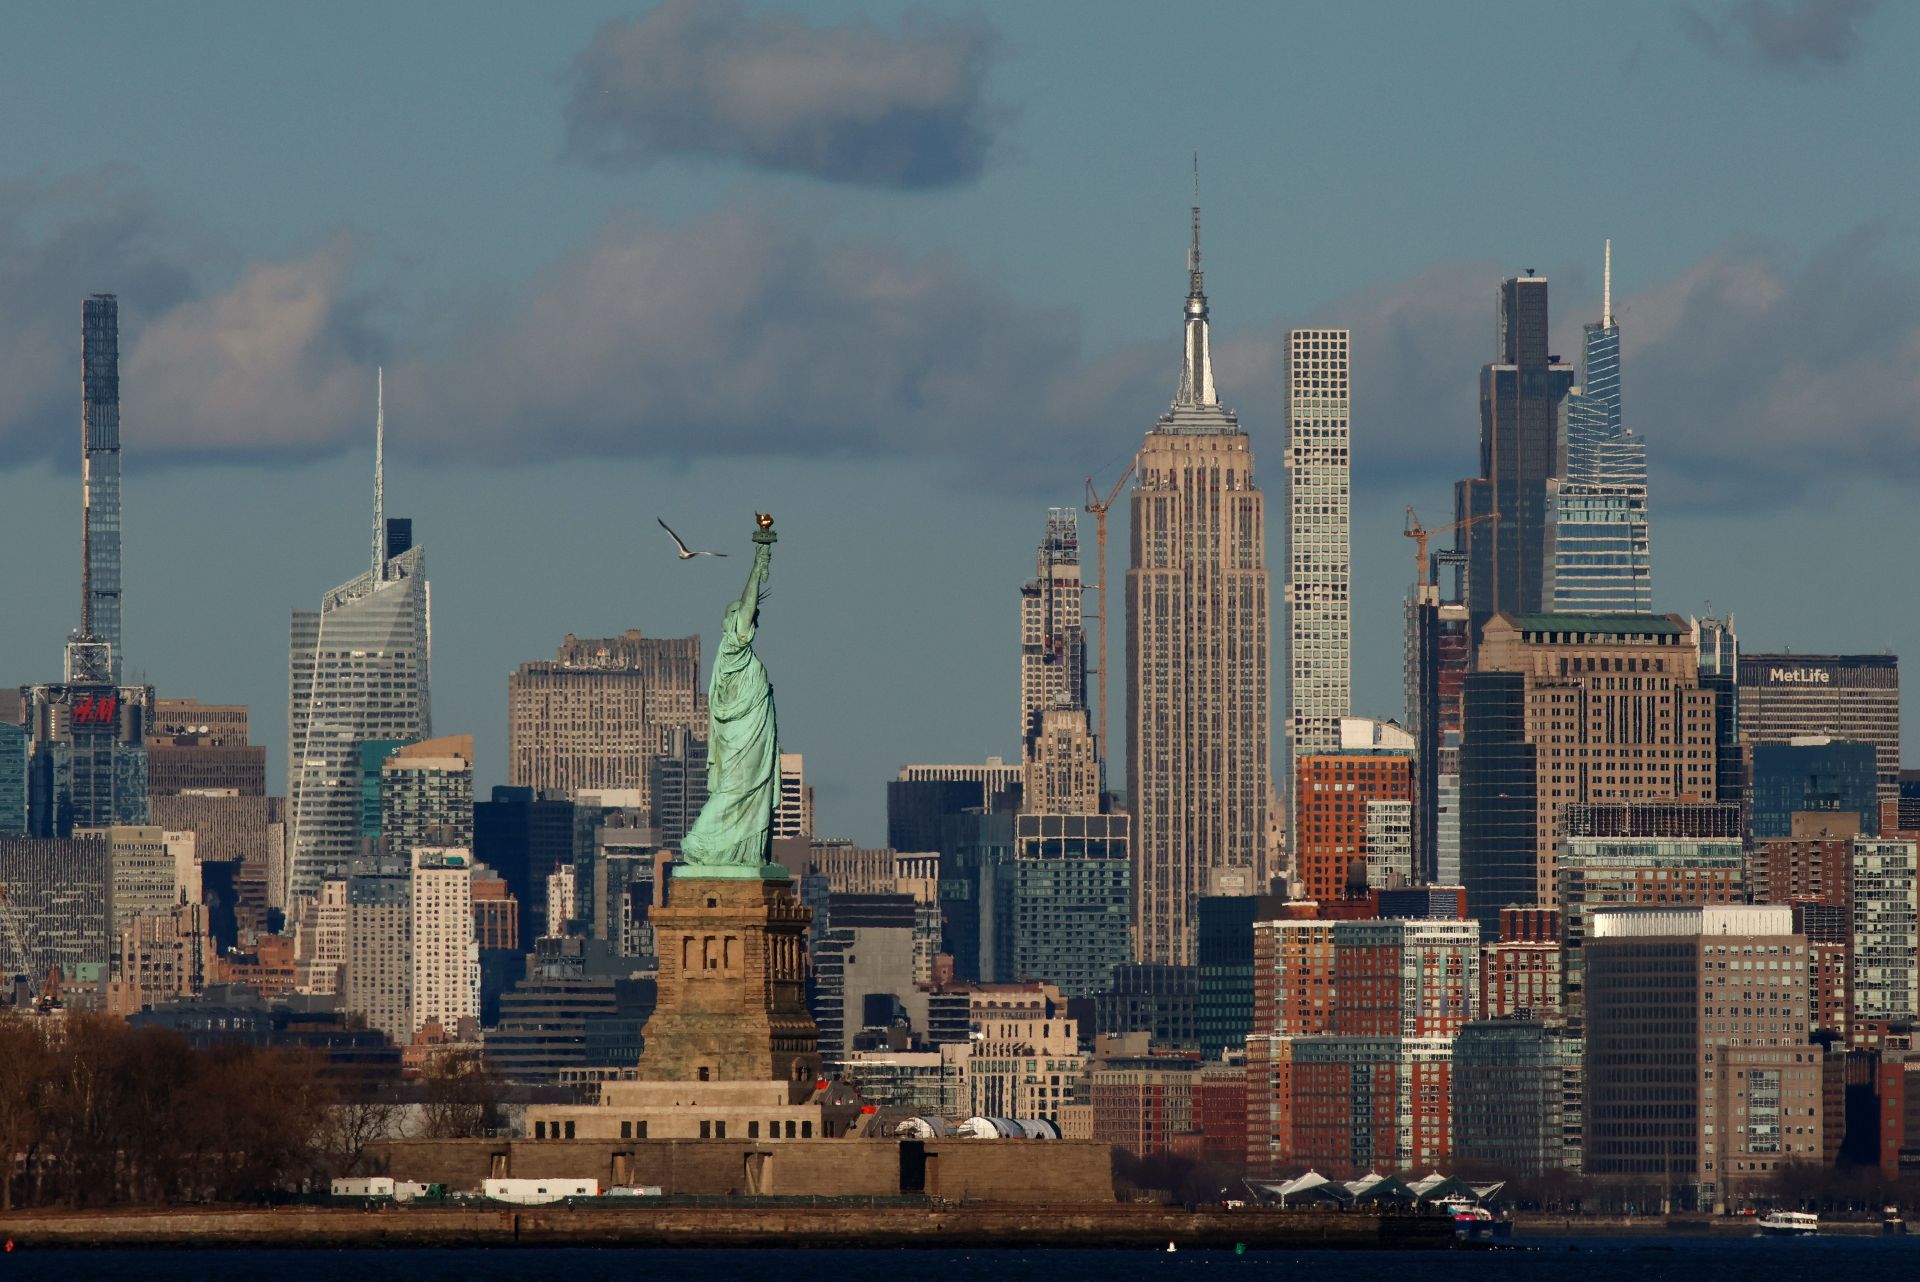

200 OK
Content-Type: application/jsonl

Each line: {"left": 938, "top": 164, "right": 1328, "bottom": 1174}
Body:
{"left": 1284, "top": 328, "right": 1352, "bottom": 780}
{"left": 1737, "top": 654, "right": 1900, "bottom": 812}
{"left": 288, "top": 375, "right": 431, "bottom": 900}
{"left": 79, "top": 295, "right": 123, "bottom": 685}
{"left": 1019, "top": 508, "right": 1087, "bottom": 753}
{"left": 1455, "top": 276, "right": 1577, "bottom": 634}
{"left": 507, "top": 631, "right": 702, "bottom": 808}
{"left": 1125, "top": 199, "right": 1272, "bottom": 965}
{"left": 1546, "top": 243, "right": 1652, "bottom": 613}
{"left": 1459, "top": 613, "right": 1721, "bottom": 934}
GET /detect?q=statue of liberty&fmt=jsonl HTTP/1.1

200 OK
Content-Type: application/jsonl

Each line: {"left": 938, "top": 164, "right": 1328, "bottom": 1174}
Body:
{"left": 678, "top": 515, "right": 784, "bottom": 878}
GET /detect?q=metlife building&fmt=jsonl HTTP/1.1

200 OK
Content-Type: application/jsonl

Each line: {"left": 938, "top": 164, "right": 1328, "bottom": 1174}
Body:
{"left": 1737, "top": 654, "right": 1900, "bottom": 809}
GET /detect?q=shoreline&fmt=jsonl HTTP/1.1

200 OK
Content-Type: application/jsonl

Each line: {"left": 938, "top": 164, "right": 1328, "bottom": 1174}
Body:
{"left": 1510, "top": 1213, "right": 1896, "bottom": 1238}
{"left": 0, "top": 1204, "right": 1453, "bottom": 1250}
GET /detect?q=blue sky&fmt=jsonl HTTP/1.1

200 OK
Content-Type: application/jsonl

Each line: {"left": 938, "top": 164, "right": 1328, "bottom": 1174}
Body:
{"left": 1, "top": 1, "right": 1915, "bottom": 841}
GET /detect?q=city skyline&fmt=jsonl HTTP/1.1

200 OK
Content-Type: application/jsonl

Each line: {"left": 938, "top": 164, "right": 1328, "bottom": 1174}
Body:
{"left": 2, "top": 2, "right": 1918, "bottom": 845}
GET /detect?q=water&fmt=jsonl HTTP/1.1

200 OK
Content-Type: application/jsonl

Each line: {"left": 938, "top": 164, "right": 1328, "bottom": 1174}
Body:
{"left": 1, "top": 1238, "right": 1915, "bottom": 1281}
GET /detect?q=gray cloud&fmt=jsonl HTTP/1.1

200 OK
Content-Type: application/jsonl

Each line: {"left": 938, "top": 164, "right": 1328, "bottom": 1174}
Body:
{"left": 0, "top": 174, "right": 197, "bottom": 464}
{"left": 402, "top": 210, "right": 1149, "bottom": 478}
{"left": 0, "top": 176, "right": 377, "bottom": 469}
{"left": 4, "top": 176, "right": 1916, "bottom": 515}
{"left": 565, "top": 0, "right": 1001, "bottom": 188}
{"left": 1682, "top": 0, "right": 1878, "bottom": 70}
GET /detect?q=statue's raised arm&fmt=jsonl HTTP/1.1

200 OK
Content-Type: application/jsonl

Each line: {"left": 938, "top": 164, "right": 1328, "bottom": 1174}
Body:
{"left": 722, "top": 527, "right": 774, "bottom": 649}
{"left": 678, "top": 515, "right": 784, "bottom": 878}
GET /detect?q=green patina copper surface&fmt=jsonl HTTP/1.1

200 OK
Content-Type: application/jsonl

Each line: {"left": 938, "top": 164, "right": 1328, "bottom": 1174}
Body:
{"left": 678, "top": 521, "right": 786, "bottom": 881}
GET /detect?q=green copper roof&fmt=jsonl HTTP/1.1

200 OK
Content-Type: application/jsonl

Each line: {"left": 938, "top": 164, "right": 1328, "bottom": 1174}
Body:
{"left": 1502, "top": 612, "right": 1686, "bottom": 637}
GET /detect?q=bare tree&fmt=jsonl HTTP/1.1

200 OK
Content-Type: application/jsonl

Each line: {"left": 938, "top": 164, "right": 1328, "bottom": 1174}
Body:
{"left": 0, "top": 1014, "right": 54, "bottom": 1211}
{"left": 415, "top": 1050, "right": 505, "bottom": 1139}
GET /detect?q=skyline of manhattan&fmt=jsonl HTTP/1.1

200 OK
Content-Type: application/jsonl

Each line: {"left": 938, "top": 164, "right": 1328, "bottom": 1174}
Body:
{"left": 1, "top": 1, "right": 1917, "bottom": 845}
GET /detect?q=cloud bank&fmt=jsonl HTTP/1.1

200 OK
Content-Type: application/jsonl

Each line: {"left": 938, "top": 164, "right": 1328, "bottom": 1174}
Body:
{"left": 565, "top": 0, "right": 1002, "bottom": 189}
{"left": 3, "top": 176, "right": 1916, "bottom": 512}
{"left": 1684, "top": 0, "right": 1878, "bottom": 71}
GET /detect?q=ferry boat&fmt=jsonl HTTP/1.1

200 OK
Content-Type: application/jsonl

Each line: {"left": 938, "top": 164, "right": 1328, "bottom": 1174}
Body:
{"left": 1756, "top": 1210, "right": 1819, "bottom": 1237}
{"left": 1437, "top": 1200, "right": 1511, "bottom": 1241}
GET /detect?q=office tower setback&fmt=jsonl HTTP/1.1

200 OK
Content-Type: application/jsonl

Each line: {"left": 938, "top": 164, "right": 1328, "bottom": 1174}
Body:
{"left": 1584, "top": 906, "right": 1819, "bottom": 1207}
{"left": 1020, "top": 509, "right": 1087, "bottom": 752}
{"left": 289, "top": 378, "right": 430, "bottom": 899}
{"left": 1024, "top": 705, "right": 1102, "bottom": 815}
{"left": 507, "top": 631, "right": 702, "bottom": 806}
{"left": 1459, "top": 613, "right": 1719, "bottom": 933}
{"left": 1738, "top": 655, "right": 1900, "bottom": 810}
{"left": 1126, "top": 200, "right": 1271, "bottom": 965}
{"left": 1546, "top": 243, "right": 1651, "bottom": 613}
{"left": 79, "top": 295, "right": 123, "bottom": 685}
{"left": 1285, "top": 327, "right": 1353, "bottom": 773}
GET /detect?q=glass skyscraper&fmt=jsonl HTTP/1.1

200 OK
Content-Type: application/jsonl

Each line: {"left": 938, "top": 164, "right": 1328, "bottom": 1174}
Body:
{"left": 1546, "top": 242, "right": 1652, "bottom": 613}
{"left": 288, "top": 382, "right": 430, "bottom": 900}
{"left": 1454, "top": 275, "right": 1576, "bottom": 633}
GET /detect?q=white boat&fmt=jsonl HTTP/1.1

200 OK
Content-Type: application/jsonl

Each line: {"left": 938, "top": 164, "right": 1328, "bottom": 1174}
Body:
{"left": 1756, "top": 1210, "right": 1819, "bottom": 1237}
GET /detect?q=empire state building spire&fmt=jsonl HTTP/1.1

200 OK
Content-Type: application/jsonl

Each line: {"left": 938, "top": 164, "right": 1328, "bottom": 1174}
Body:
{"left": 1173, "top": 167, "right": 1218, "bottom": 410}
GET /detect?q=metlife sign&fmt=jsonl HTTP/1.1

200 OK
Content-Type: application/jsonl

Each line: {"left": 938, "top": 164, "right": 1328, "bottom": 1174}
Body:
{"left": 1765, "top": 667, "right": 1832, "bottom": 685}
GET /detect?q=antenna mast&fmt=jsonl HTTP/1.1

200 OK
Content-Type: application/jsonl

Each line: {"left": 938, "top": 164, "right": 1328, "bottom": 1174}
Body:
{"left": 372, "top": 367, "right": 385, "bottom": 580}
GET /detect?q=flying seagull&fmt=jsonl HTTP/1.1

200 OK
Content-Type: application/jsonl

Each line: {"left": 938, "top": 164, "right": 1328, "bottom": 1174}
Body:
{"left": 658, "top": 518, "right": 727, "bottom": 560}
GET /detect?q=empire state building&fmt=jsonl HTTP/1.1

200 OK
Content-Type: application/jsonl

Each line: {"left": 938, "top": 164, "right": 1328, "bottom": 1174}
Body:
{"left": 1125, "top": 204, "right": 1273, "bottom": 965}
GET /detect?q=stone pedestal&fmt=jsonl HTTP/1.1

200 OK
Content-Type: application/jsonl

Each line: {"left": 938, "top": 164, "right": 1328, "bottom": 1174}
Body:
{"left": 636, "top": 874, "right": 821, "bottom": 1095}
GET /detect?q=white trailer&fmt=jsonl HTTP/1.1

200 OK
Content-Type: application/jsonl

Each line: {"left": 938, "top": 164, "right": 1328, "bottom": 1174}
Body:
{"left": 482, "top": 1177, "right": 599, "bottom": 1204}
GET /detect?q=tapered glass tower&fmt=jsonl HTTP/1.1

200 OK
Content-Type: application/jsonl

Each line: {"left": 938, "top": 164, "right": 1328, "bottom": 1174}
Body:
{"left": 1546, "top": 242, "right": 1652, "bottom": 612}
{"left": 288, "top": 373, "right": 432, "bottom": 899}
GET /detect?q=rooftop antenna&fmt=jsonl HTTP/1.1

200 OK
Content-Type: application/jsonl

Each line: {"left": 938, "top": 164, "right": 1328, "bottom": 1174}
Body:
{"left": 1189, "top": 152, "right": 1202, "bottom": 288}
{"left": 1602, "top": 238, "right": 1613, "bottom": 328}
{"left": 372, "top": 367, "right": 385, "bottom": 581}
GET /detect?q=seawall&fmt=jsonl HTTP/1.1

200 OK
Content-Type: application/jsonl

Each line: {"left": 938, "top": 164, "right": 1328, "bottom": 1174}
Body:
{"left": 0, "top": 1204, "right": 1454, "bottom": 1250}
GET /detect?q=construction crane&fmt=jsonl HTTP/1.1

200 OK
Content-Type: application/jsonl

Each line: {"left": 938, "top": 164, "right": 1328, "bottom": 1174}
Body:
{"left": 1084, "top": 461, "right": 1135, "bottom": 758}
{"left": 1404, "top": 505, "right": 1498, "bottom": 588}
{"left": 0, "top": 884, "right": 37, "bottom": 1004}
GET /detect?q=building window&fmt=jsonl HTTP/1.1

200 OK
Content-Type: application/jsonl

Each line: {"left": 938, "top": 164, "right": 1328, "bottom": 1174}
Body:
{"left": 700, "top": 1121, "right": 712, "bottom": 1139}
{"left": 801, "top": 1121, "right": 812, "bottom": 1138}
{"left": 716, "top": 1121, "right": 727, "bottom": 1139}
{"left": 621, "top": 1121, "right": 632, "bottom": 1139}
{"left": 638, "top": 1121, "right": 648, "bottom": 1139}
{"left": 748, "top": 1121, "right": 760, "bottom": 1138}
{"left": 785, "top": 1120, "right": 797, "bottom": 1138}
{"left": 564, "top": 1121, "right": 576, "bottom": 1139}
{"left": 698, "top": 1066, "right": 711, "bottom": 1082}
{"left": 534, "top": 1121, "right": 546, "bottom": 1139}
